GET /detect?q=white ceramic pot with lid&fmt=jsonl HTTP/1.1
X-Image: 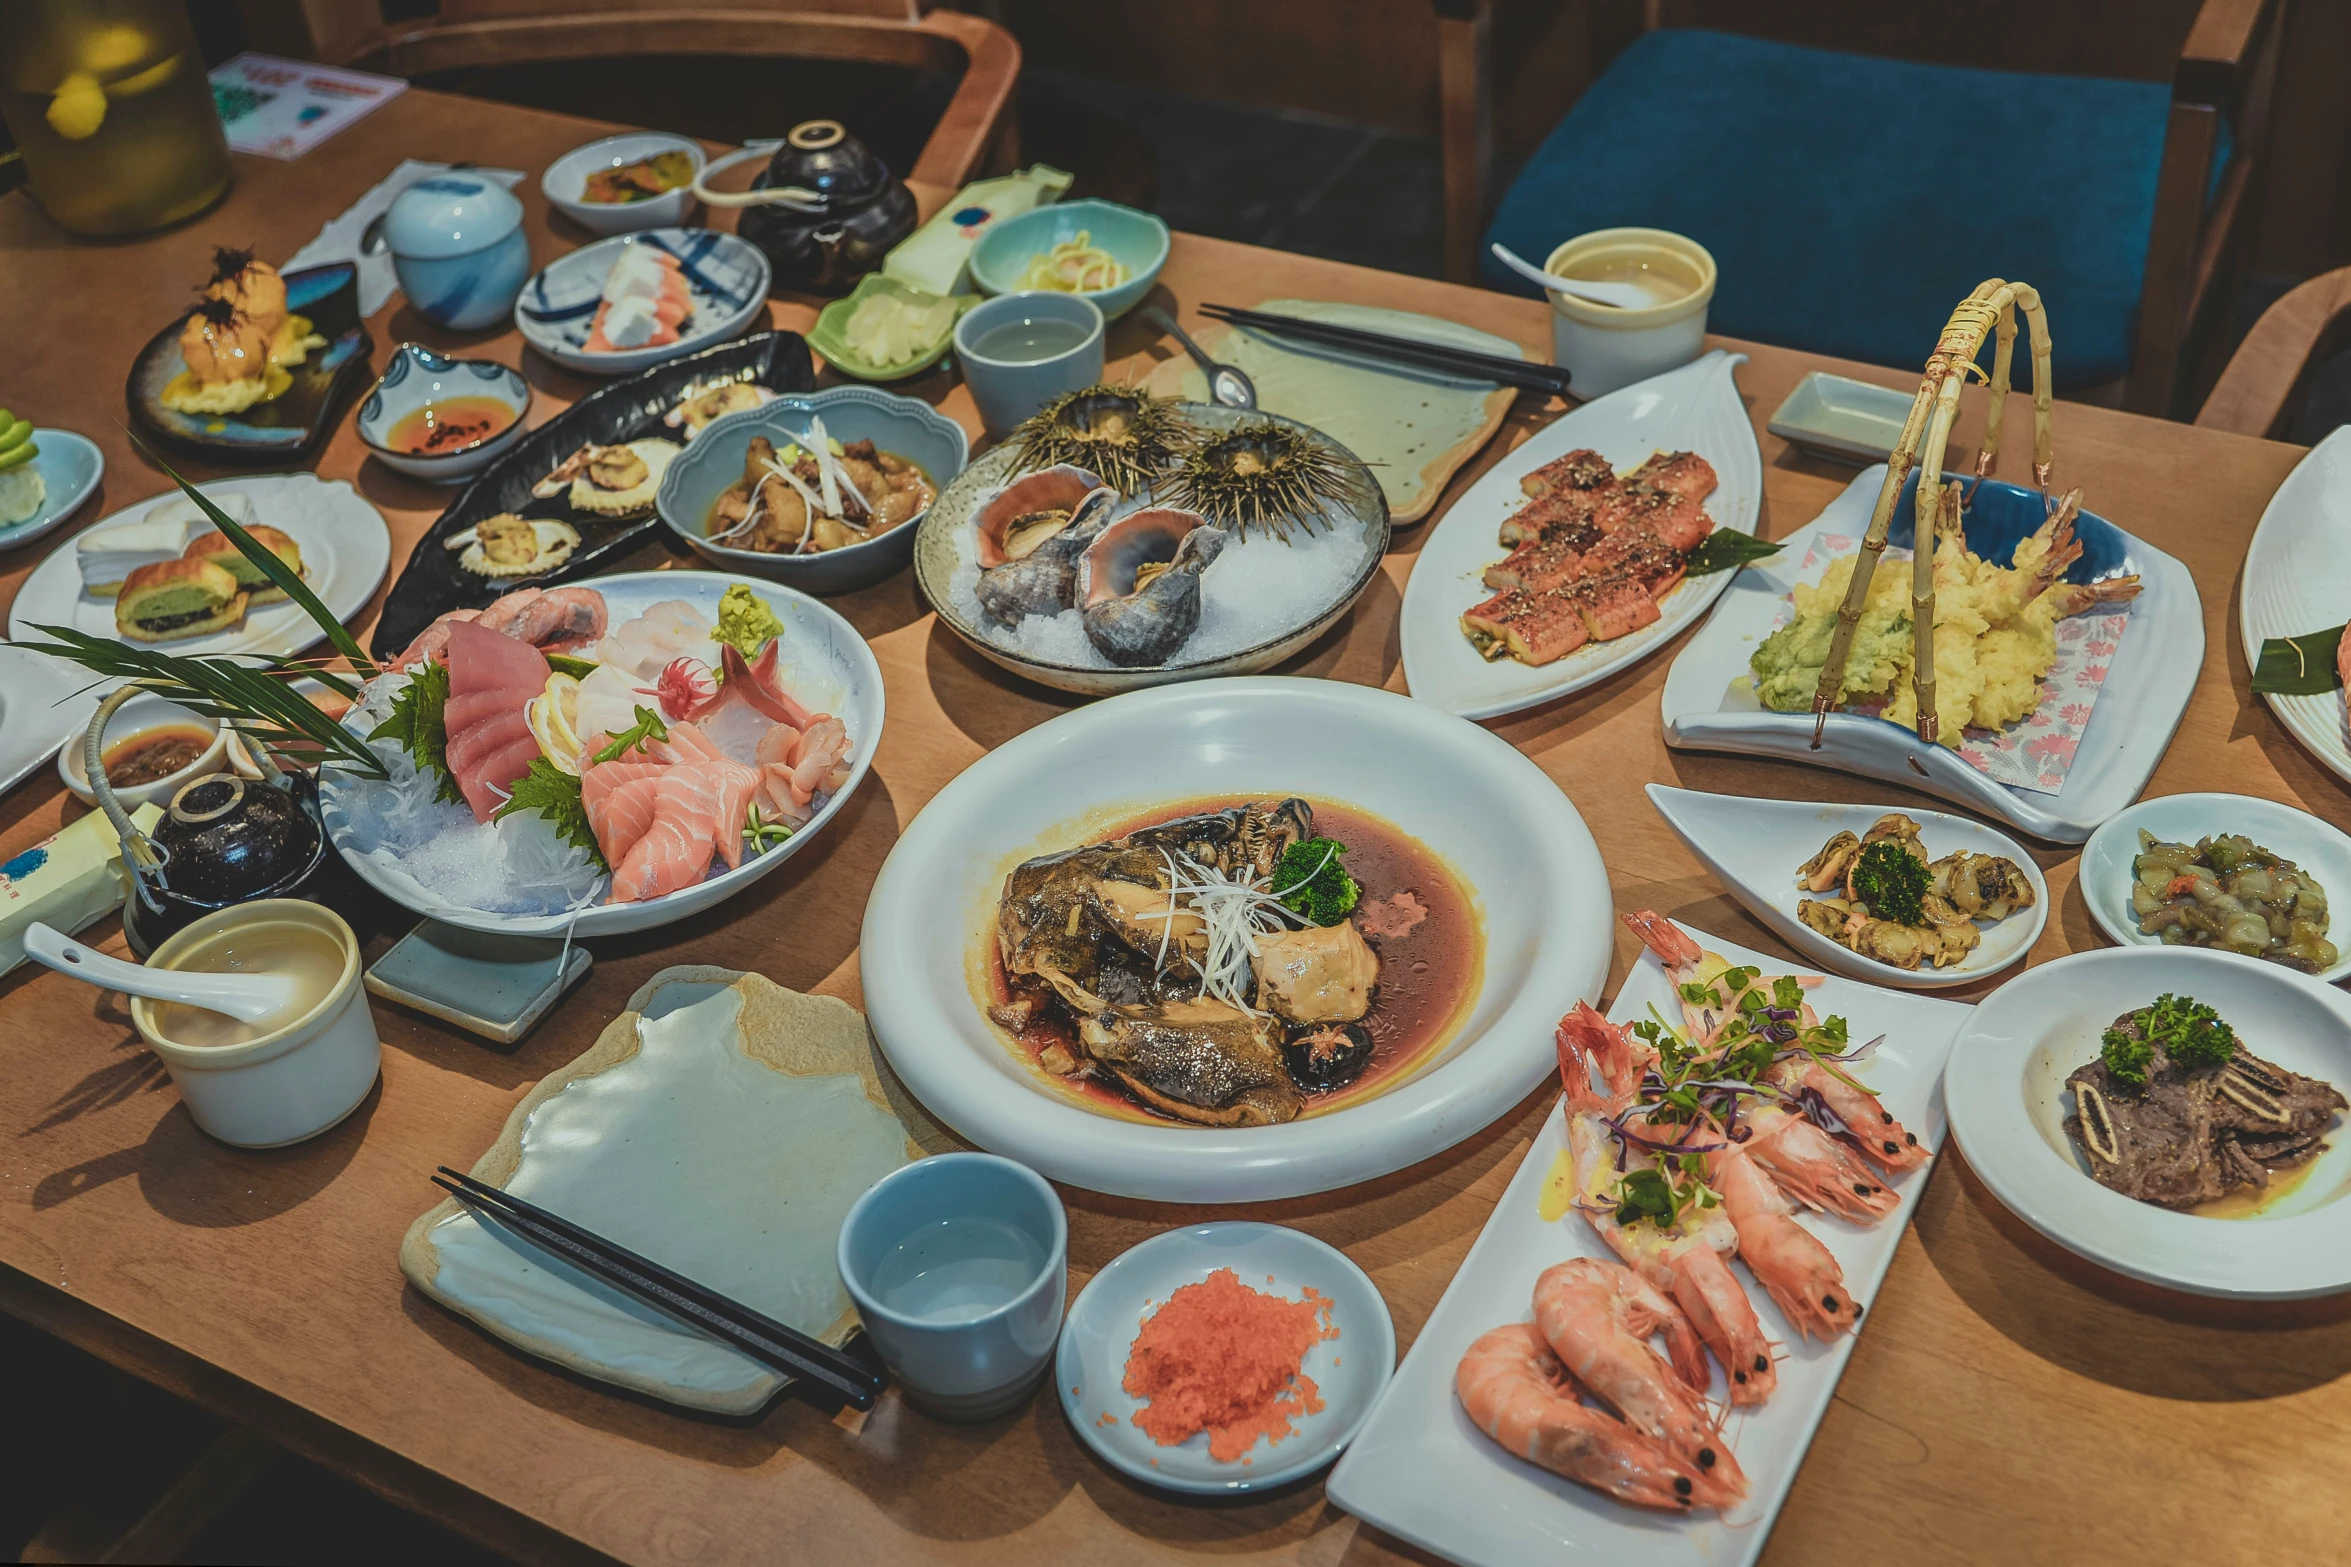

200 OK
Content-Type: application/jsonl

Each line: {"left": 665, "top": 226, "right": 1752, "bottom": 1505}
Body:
{"left": 385, "top": 172, "right": 533, "bottom": 332}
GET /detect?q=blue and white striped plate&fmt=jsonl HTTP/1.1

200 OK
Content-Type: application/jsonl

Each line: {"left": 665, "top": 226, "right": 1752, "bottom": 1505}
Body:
{"left": 513, "top": 228, "right": 771, "bottom": 377}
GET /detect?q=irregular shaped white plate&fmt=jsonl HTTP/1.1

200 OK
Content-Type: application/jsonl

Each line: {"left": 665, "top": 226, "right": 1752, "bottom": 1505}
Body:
{"left": 859, "top": 677, "right": 1612, "bottom": 1202}
{"left": 1943, "top": 946, "right": 2351, "bottom": 1298}
{"left": 1328, "top": 921, "right": 1970, "bottom": 1566}
{"left": 515, "top": 229, "right": 771, "bottom": 376}
{"left": 402, "top": 974, "right": 919, "bottom": 1414}
{"left": 8, "top": 473, "right": 392, "bottom": 662}
{"left": 0, "top": 644, "right": 100, "bottom": 801}
{"left": 2077, "top": 791, "right": 2351, "bottom": 985}
{"left": 2240, "top": 423, "right": 2351, "bottom": 791}
{"left": 1399, "top": 349, "right": 1762, "bottom": 720}
{"left": 1056, "top": 1221, "right": 1394, "bottom": 1495}
{"left": 1660, "top": 464, "right": 2202, "bottom": 843}
{"left": 320, "top": 569, "right": 883, "bottom": 938}
{"left": 1647, "top": 784, "right": 2048, "bottom": 989}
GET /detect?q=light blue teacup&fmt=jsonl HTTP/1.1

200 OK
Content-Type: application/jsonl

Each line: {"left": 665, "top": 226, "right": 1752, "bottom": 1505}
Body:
{"left": 953, "top": 291, "right": 1106, "bottom": 435}
{"left": 385, "top": 173, "right": 532, "bottom": 333}
{"left": 838, "top": 1152, "right": 1067, "bottom": 1420}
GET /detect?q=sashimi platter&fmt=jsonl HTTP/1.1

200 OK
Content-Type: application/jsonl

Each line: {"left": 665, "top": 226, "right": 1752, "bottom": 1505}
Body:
{"left": 320, "top": 570, "right": 881, "bottom": 936}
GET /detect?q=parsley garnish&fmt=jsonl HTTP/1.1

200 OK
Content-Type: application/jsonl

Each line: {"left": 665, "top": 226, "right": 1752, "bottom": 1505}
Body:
{"left": 1851, "top": 839, "right": 1930, "bottom": 924}
{"left": 2101, "top": 992, "right": 2237, "bottom": 1089}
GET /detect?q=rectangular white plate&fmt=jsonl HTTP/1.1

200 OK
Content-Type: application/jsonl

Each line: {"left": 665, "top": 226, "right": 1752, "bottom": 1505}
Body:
{"left": 1327, "top": 922, "right": 1971, "bottom": 1567}
{"left": 1765, "top": 371, "right": 1910, "bottom": 466}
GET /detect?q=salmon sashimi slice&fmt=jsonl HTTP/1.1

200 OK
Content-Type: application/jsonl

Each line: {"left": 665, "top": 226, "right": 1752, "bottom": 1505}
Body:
{"left": 1519, "top": 448, "right": 1619, "bottom": 499}
{"left": 663, "top": 721, "right": 761, "bottom": 868}
{"left": 1623, "top": 449, "right": 1719, "bottom": 504}
{"left": 1460, "top": 589, "right": 1592, "bottom": 666}
{"left": 592, "top": 775, "right": 666, "bottom": 869}
{"left": 442, "top": 620, "right": 551, "bottom": 822}
{"left": 612, "top": 765, "right": 724, "bottom": 903}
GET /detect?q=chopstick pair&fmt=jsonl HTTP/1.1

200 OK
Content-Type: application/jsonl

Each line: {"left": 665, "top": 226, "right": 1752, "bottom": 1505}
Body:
{"left": 431, "top": 1167, "right": 884, "bottom": 1409}
{"left": 1198, "top": 302, "right": 1574, "bottom": 397}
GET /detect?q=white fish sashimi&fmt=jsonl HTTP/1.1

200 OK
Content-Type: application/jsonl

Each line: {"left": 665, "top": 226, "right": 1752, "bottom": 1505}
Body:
{"left": 590, "top": 599, "right": 723, "bottom": 680}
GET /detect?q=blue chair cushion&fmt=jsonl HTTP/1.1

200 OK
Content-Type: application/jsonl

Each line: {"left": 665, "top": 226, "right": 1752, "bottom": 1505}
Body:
{"left": 1481, "top": 30, "right": 2220, "bottom": 387}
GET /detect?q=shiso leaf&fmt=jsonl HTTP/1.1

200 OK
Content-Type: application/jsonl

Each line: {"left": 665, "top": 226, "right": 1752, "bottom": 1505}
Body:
{"left": 494, "top": 757, "right": 604, "bottom": 867}
{"left": 545, "top": 652, "right": 600, "bottom": 681}
{"left": 2250, "top": 625, "right": 2344, "bottom": 696}
{"left": 1683, "top": 531, "right": 1784, "bottom": 577}
{"left": 369, "top": 659, "right": 462, "bottom": 804}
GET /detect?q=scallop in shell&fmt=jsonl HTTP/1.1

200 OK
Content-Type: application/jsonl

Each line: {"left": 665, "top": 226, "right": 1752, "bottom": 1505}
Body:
{"left": 1078, "top": 507, "right": 1227, "bottom": 666}
{"left": 976, "top": 484, "right": 1116, "bottom": 626}
{"left": 973, "top": 464, "right": 1109, "bottom": 568}
{"left": 444, "top": 514, "right": 583, "bottom": 579}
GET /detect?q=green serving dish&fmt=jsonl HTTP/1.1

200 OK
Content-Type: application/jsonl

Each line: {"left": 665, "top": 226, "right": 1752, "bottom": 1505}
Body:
{"left": 808, "top": 273, "right": 978, "bottom": 382}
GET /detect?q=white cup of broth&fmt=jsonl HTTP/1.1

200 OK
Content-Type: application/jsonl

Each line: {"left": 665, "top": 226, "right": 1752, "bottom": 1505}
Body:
{"left": 954, "top": 291, "right": 1106, "bottom": 436}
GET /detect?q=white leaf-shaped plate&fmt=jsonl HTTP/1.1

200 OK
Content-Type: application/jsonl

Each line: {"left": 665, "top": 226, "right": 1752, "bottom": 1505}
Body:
{"left": 1659, "top": 464, "right": 2202, "bottom": 844}
{"left": 1647, "top": 784, "right": 2048, "bottom": 989}
{"left": 1400, "top": 349, "right": 1762, "bottom": 720}
{"left": 2239, "top": 423, "right": 2351, "bottom": 790}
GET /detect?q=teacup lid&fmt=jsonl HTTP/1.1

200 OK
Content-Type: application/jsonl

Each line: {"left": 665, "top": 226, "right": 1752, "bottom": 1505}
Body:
{"left": 384, "top": 174, "right": 525, "bottom": 261}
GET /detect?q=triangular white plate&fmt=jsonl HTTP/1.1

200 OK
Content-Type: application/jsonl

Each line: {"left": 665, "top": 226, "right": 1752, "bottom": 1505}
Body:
{"left": 1647, "top": 784, "right": 2047, "bottom": 989}
{"left": 2239, "top": 424, "right": 2351, "bottom": 790}
{"left": 1659, "top": 465, "right": 2202, "bottom": 843}
{"left": 1400, "top": 350, "right": 1762, "bottom": 720}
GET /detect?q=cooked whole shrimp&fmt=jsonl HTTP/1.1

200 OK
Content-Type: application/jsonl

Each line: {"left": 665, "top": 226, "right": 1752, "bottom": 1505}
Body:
{"left": 1766, "top": 1054, "right": 1927, "bottom": 1174}
{"left": 1704, "top": 1141, "right": 1861, "bottom": 1340}
{"left": 1454, "top": 1324, "right": 1744, "bottom": 1512}
{"left": 1557, "top": 1005, "right": 1779, "bottom": 1404}
{"left": 1737, "top": 1096, "right": 1898, "bottom": 1223}
{"left": 1531, "top": 1259, "right": 1740, "bottom": 1487}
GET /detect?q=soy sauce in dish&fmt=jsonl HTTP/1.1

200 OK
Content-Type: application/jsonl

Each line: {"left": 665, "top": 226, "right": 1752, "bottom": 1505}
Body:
{"left": 386, "top": 396, "right": 517, "bottom": 455}
{"left": 103, "top": 723, "right": 213, "bottom": 787}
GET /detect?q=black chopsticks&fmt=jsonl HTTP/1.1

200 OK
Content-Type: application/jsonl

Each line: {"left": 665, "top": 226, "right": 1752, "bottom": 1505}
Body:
{"left": 431, "top": 1167, "right": 884, "bottom": 1409}
{"left": 1199, "top": 302, "right": 1574, "bottom": 397}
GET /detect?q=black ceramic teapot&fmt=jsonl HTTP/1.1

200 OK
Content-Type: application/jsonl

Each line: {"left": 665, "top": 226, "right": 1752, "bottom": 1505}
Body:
{"left": 695, "top": 120, "right": 917, "bottom": 293}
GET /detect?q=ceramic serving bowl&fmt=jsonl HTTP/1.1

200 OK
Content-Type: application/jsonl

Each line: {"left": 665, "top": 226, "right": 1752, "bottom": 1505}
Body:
{"left": 0, "top": 427, "right": 103, "bottom": 552}
{"left": 59, "top": 691, "right": 228, "bottom": 812}
{"left": 130, "top": 899, "right": 380, "bottom": 1149}
{"left": 807, "top": 271, "right": 980, "bottom": 383}
{"left": 970, "top": 199, "right": 1169, "bottom": 321}
{"left": 355, "top": 343, "right": 533, "bottom": 484}
{"left": 1543, "top": 227, "right": 1716, "bottom": 398}
{"left": 542, "top": 131, "right": 706, "bottom": 236}
{"left": 2078, "top": 792, "right": 2351, "bottom": 986}
{"left": 1944, "top": 946, "right": 2351, "bottom": 1299}
{"left": 514, "top": 230, "right": 772, "bottom": 377}
{"left": 655, "top": 386, "right": 968, "bottom": 594}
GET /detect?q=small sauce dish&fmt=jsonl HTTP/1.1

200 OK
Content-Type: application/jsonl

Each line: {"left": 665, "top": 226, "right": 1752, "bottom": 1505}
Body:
{"left": 356, "top": 342, "right": 532, "bottom": 484}
{"left": 1542, "top": 227, "right": 1717, "bottom": 398}
{"left": 131, "top": 899, "right": 381, "bottom": 1148}
{"left": 543, "top": 132, "right": 706, "bottom": 236}
{"left": 59, "top": 690, "right": 227, "bottom": 811}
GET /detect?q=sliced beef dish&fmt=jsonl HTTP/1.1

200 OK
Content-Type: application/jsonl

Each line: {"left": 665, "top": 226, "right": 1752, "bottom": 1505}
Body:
{"left": 2063, "top": 1007, "right": 2346, "bottom": 1210}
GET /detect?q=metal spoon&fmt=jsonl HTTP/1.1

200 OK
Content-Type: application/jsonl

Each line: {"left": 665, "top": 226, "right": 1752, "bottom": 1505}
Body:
{"left": 23, "top": 923, "right": 304, "bottom": 1026}
{"left": 1146, "top": 306, "right": 1257, "bottom": 409}
{"left": 1488, "top": 243, "right": 1658, "bottom": 310}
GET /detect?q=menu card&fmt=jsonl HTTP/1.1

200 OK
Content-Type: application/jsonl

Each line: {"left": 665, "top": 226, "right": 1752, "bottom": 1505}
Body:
{"left": 209, "top": 53, "right": 407, "bottom": 161}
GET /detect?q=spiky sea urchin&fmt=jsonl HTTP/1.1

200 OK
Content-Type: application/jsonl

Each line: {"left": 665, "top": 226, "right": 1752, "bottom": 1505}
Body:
{"left": 1163, "top": 419, "right": 1366, "bottom": 542}
{"left": 1004, "top": 385, "right": 1197, "bottom": 497}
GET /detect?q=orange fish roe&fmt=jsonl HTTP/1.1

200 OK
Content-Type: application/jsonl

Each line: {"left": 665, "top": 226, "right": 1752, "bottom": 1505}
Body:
{"left": 1122, "top": 1268, "right": 1338, "bottom": 1463}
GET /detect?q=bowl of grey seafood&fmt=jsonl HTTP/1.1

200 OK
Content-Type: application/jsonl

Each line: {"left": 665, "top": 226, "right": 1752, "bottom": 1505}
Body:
{"left": 913, "top": 390, "right": 1389, "bottom": 695}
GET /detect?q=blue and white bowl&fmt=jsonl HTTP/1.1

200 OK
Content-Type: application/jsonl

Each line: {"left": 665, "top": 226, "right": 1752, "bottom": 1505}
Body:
{"left": 514, "top": 229, "right": 771, "bottom": 377}
{"left": 542, "top": 132, "right": 706, "bottom": 237}
{"left": 384, "top": 172, "right": 532, "bottom": 333}
{"left": 355, "top": 343, "right": 533, "bottom": 484}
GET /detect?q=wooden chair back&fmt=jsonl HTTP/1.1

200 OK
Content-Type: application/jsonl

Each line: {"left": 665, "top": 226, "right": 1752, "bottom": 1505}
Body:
{"left": 241, "top": 0, "right": 1019, "bottom": 192}
{"left": 2196, "top": 267, "right": 2351, "bottom": 438}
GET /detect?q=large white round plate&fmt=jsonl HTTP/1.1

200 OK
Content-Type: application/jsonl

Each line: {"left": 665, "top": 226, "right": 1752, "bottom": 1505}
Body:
{"left": 1056, "top": 1221, "right": 1394, "bottom": 1495}
{"left": 859, "top": 676, "right": 1612, "bottom": 1202}
{"left": 1399, "top": 349, "right": 1761, "bottom": 720}
{"left": 8, "top": 474, "right": 391, "bottom": 661}
{"left": 514, "top": 229, "right": 771, "bottom": 376}
{"left": 2240, "top": 423, "right": 2351, "bottom": 790}
{"left": 1647, "top": 784, "right": 2048, "bottom": 989}
{"left": 2078, "top": 791, "right": 2351, "bottom": 985}
{"left": 319, "top": 570, "right": 882, "bottom": 938}
{"left": 0, "top": 644, "right": 100, "bottom": 801}
{"left": 1944, "top": 946, "right": 2351, "bottom": 1299}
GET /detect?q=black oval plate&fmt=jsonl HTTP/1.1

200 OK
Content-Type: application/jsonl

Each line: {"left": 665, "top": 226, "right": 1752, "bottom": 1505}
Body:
{"left": 368, "top": 329, "right": 817, "bottom": 661}
{"left": 126, "top": 262, "right": 374, "bottom": 464}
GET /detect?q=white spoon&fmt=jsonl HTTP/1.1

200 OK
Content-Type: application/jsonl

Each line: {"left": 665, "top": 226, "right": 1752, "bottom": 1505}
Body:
{"left": 1488, "top": 242, "right": 1659, "bottom": 310}
{"left": 23, "top": 922, "right": 304, "bottom": 1026}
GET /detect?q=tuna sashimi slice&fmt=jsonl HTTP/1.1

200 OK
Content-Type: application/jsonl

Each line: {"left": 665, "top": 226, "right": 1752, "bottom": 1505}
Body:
{"left": 612, "top": 765, "right": 724, "bottom": 903}
{"left": 443, "top": 710, "right": 532, "bottom": 783}
{"left": 443, "top": 620, "right": 551, "bottom": 823}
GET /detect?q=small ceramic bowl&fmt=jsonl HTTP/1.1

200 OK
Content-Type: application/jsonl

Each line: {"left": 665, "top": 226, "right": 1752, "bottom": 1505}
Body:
{"left": 130, "top": 899, "right": 380, "bottom": 1149}
{"left": 1543, "top": 227, "right": 1717, "bottom": 399}
{"left": 969, "top": 199, "right": 1169, "bottom": 322}
{"left": 0, "top": 428, "right": 103, "bottom": 551}
{"left": 59, "top": 691, "right": 228, "bottom": 812}
{"left": 952, "top": 291, "right": 1106, "bottom": 436}
{"left": 515, "top": 229, "right": 772, "bottom": 377}
{"left": 385, "top": 171, "right": 532, "bottom": 333}
{"left": 542, "top": 131, "right": 706, "bottom": 236}
{"left": 355, "top": 343, "right": 533, "bottom": 484}
{"left": 808, "top": 272, "right": 980, "bottom": 383}
{"left": 655, "top": 384, "right": 968, "bottom": 595}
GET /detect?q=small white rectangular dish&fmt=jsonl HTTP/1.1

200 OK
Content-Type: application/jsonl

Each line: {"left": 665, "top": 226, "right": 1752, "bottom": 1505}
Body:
{"left": 1659, "top": 464, "right": 2202, "bottom": 843}
{"left": 1327, "top": 922, "right": 1971, "bottom": 1567}
{"left": 1766, "top": 371, "right": 1910, "bottom": 465}
{"left": 1399, "top": 349, "right": 1763, "bottom": 721}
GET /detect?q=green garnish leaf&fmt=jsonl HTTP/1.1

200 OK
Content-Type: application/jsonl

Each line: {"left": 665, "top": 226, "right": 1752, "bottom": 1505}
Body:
{"left": 1678, "top": 980, "right": 1715, "bottom": 1005}
{"left": 367, "top": 659, "right": 460, "bottom": 803}
{"left": 1851, "top": 839, "right": 1930, "bottom": 925}
{"left": 591, "top": 705, "right": 670, "bottom": 766}
{"left": 1613, "top": 1167, "right": 1678, "bottom": 1229}
{"left": 1772, "top": 975, "right": 1804, "bottom": 1010}
{"left": 2103, "top": 992, "right": 2236, "bottom": 1089}
{"left": 492, "top": 758, "right": 604, "bottom": 867}
{"left": 1683, "top": 530, "right": 1784, "bottom": 577}
{"left": 2251, "top": 625, "right": 2345, "bottom": 696}
{"left": 545, "top": 653, "right": 600, "bottom": 681}
{"left": 1273, "top": 837, "right": 1361, "bottom": 926}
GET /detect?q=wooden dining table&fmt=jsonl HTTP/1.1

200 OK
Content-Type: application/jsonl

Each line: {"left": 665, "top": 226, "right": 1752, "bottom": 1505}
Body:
{"left": 2, "top": 85, "right": 2345, "bottom": 1567}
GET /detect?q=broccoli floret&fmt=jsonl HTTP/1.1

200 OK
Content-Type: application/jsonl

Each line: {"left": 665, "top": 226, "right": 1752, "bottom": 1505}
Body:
{"left": 1850, "top": 839, "right": 1929, "bottom": 925}
{"left": 1272, "top": 837, "right": 1360, "bottom": 926}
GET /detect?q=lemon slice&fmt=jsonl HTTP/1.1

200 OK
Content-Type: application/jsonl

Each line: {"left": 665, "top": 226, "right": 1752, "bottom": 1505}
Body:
{"left": 526, "top": 673, "right": 585, "bottom": 774}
